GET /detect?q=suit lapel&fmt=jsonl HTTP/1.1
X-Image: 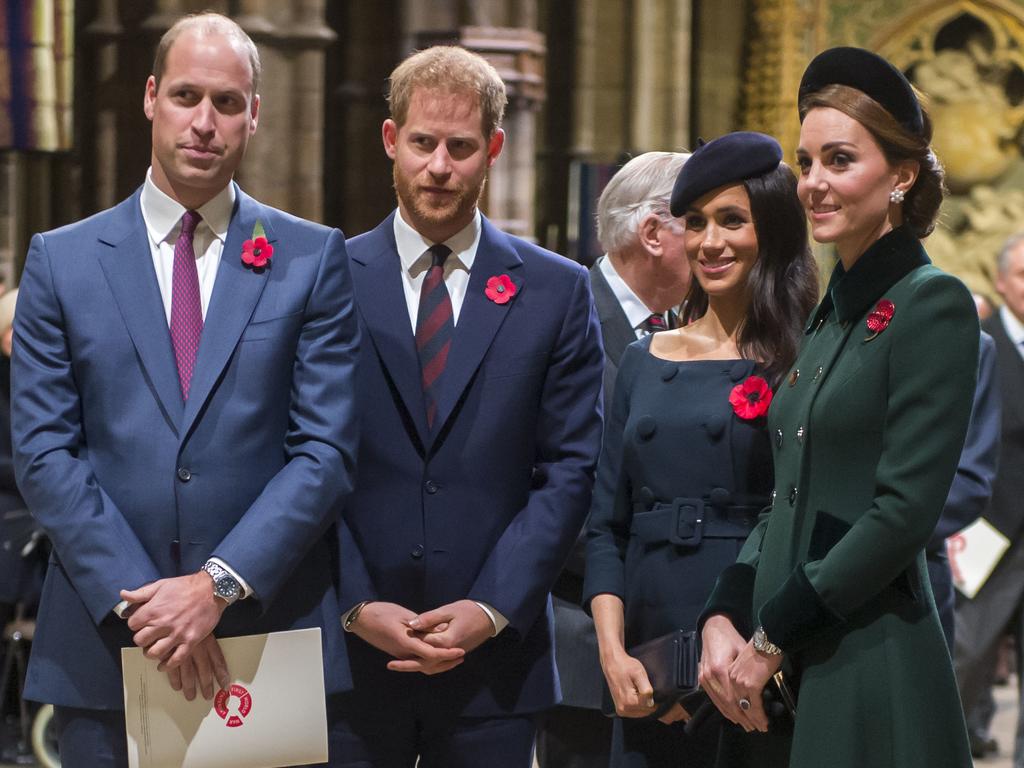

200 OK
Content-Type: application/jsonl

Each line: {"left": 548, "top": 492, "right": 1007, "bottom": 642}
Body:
{"left": 430, "top": 218, "right": 523, "bottom": 441}
{"left": 96, "top": 190, "right": 185, "bottom": 431}
{"left": 181, "top": 187, "right": 271, "bottom": 439}
{"left": 349, "top": 215, "right": 430, "bottom": 447}
{"left": 590, "top": 259, "right": 636, "bottom": 366}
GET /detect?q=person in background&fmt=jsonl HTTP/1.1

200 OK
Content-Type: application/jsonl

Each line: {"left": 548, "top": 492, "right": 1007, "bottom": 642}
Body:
{"left": 925, "top": 326, "right": 999, "bottom": 651}
{"left": 584, "top": 132, "right": 818, "bottom": 768}
{"left": 956, "top": 232, "right": 1024, "bottom": 765}
{"left": 699, "top": 46, "right": 978, "bottom": 768}
{"left": 538, "top": 150, "right": 692, "bottom": 768}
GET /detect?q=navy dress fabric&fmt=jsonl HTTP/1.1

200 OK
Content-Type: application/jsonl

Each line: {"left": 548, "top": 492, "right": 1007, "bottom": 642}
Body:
{"left": 584, "top": 336, "right": 774, "bottom": 768}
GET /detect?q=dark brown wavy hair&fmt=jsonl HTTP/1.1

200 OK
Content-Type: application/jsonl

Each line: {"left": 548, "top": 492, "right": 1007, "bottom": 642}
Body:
{"left": 681, "top": 164, "right": 819, "bottom": 387}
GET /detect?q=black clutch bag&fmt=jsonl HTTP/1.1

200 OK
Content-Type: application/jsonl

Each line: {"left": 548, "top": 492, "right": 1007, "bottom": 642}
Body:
{"left": 601, "top": 629, "right": 701, "bottom": 718}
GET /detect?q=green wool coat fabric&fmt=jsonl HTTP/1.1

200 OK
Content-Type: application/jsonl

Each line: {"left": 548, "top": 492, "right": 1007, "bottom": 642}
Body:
{"left": 709, "top": 227, "right": 978, "bottom": 768}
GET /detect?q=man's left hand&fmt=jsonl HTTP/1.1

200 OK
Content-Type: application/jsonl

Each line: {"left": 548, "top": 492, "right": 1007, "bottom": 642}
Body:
{"left": 121, "top": 572, "right": 226, "bottom": 668}
{"left": 406, "top": 600, "right": 494, "bottom": 657}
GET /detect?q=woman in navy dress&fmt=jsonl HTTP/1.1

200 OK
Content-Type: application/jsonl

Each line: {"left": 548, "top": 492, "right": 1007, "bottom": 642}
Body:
{"left": 583, "top": 132, "right": 818, "bottom": 768}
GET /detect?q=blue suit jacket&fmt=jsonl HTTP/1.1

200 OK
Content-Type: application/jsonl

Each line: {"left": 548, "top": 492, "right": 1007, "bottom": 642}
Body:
{"left": 11, "top": 185, "right": 360, "bottom": 709}
{"left": 338, "top": 213, "right": 604, "bottom": 716}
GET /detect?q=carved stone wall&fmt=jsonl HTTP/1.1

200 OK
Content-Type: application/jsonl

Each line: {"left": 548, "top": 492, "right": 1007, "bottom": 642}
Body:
{"left": 742, "top": 0, "right": 1024, "bottom": 298}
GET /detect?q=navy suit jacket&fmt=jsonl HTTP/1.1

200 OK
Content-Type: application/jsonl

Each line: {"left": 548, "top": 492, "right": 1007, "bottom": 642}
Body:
{"left": 338, "top": 212, "right": 604, "bottom": 716}
{"left": 982, "top": 313, "right": 1024, "bottom": 540}
{"left": 11, "top": 185, "right": 360, "bottom": 709}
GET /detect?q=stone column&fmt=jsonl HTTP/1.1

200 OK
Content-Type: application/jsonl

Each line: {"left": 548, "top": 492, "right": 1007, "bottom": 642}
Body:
{"left": 628, "top": 0, "right": 690, "bottom": 153}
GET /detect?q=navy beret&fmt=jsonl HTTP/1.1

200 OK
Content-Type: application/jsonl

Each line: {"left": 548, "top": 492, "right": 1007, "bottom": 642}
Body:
{"left": 798, "top": 46, "right": 923, "bottom": 136}
{"left": 669, "top": 131, "right": 783, "bottom": 216}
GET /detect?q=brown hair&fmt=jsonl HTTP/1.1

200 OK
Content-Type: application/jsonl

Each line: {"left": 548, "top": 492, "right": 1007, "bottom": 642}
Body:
{"left": 153, "top": 13, "right": 261, "bottom": 95}
{"left": 799, "top": 84, "right": 944, "bottom": 238}
{"left": 388, "top": 46, "right": 507, "bottom": 138}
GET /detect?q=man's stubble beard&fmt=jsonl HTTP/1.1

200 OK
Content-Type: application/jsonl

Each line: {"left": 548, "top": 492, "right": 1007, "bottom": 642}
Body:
{"left": 392, "top": 163, "right": 487, "bottom": 233}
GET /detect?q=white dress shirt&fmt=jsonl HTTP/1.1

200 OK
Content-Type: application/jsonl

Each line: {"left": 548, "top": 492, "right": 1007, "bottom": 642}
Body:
{"left": 113, "top": 171, "right": 251, "bottom": 615}
{"left": 140, "top": 168, "right": 234, "bottom": 324}
{"left": 393, "top": 208, "right": 481, "bottom": 331}
{"left": 598, "top": 255, "right": 678, "bottom": 337}
{"left": 1001, "top": 305, "right": 1024, "bottom": 362}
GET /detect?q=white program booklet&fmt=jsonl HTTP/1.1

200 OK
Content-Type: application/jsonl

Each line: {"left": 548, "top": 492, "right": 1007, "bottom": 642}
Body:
{"left": 947, "top": 517, "right": 1011, "bottom": 599}
{"left": 122, "top": 627, "right": 328, "bottom": 768}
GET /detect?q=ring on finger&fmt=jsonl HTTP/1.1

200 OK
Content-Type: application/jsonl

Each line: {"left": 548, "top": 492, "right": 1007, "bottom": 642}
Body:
{"left": 738, "top": 697, "right": 751, "bottom": 711}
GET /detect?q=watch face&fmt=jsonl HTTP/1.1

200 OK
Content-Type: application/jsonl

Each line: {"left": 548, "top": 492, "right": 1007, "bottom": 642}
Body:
{"left": 215, "top": 576, "right": 240, "bottom": 599}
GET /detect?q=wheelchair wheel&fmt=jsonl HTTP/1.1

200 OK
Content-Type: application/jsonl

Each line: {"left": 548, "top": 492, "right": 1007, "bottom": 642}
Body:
{"left": 31, "top": 703, "right": 60, "bottom": 768}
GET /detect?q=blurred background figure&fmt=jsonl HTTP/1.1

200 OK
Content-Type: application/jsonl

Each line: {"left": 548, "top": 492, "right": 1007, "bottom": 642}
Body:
{"left": 955, "top": 233, "right": 1024, "bottom": 764}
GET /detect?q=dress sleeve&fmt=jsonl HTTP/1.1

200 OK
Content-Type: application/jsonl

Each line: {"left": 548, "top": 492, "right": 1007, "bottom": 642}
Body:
{"left": 582, "top": 341, "right": 642, "bottom": 611}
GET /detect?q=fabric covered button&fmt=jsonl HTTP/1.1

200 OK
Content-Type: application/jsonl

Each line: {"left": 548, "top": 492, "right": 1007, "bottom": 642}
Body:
{"left": 729, "top": 361, "right": 748, "bottom": 382}
{"left": 636, "top": 415, "right": 657, "bottom": 440}
{"left": 661, "top": 364, "right": 678, "bottom": 382}
{"left": 705, "top": 415, "right": 726, "bottom": 440}
{"left": 709, "top": 487, "right": 731, "bottom": 508}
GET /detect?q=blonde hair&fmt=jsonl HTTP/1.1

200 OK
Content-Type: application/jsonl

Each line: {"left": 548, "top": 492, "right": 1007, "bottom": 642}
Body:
{"left": 388, "top": 46, "right": 507, "bottom": 137}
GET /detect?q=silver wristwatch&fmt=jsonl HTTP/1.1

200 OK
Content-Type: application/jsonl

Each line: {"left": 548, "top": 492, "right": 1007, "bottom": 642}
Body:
{"left": 752, "top": 625, "right": 784, "bottom": 656}
{"left": 201, "top": 561, "right": 242, "bottom": 605}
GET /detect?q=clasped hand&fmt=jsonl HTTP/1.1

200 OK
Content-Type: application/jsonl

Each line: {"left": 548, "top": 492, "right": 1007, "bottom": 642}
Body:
{"left": 351, "top": 599, "right": 495, "bottom": 675}
{"left": 120, "top": 572, "right": 229, "bottom": 701}
{"left": 699, "top": 615, "right": 782, "bottom": 733}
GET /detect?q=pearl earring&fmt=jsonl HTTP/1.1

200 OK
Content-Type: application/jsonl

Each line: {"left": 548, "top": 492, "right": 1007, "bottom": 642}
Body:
{"left": 889, "top": 189, "right": 905, "bottom": 204}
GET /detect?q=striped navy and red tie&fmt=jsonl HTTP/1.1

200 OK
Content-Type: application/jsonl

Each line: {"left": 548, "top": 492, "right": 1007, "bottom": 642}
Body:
{"left": 415, "top": 244, "right": 454, "bottom": 427}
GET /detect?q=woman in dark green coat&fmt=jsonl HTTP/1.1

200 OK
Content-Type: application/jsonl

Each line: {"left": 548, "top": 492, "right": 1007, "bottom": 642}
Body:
{"left": 699, "top": 47, "right": 977, "bottom": 768}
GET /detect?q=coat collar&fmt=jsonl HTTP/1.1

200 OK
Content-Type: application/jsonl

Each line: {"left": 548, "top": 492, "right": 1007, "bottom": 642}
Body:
{"left": 806, "top": 226, "right": 929, "bottom": 333}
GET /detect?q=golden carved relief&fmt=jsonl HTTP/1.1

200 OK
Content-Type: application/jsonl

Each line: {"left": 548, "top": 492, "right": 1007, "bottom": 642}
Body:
{"left": 743, "top": 0, "right": 1024, "bottom": 298}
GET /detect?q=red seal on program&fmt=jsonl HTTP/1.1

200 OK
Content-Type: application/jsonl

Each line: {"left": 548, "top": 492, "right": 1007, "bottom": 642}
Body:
{"left": 214, "top": 684, "right": 253, "bottom": 728}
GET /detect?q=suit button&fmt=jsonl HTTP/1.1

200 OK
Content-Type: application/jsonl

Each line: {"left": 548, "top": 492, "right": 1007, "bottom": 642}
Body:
{"left": 424, "top": 480, "right": 438, "bottom": 494}
{"left": 796, "top": 426, "right": 806, "bottom": 444}
{"left": 177, "top": 467, "right": 191, "bottom": 482}
{"left": 775, "top": 428, "right": 784, "bottom": 448}
{"left": 788, "top": 369, "right": 800, "bottom": 387}
{"left": 788, "top": 486, "right": 798, "bottom": 506}
{"left": 411, "top": 545, "right": 424, "bottom": 559}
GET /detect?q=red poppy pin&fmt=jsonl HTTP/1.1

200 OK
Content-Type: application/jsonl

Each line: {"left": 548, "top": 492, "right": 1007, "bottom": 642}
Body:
{"left": 864, "top": 299, "right": 895, "bottom": 341}
{"left": 729, "top": 375, "right": 773, "bottom": 420}
{"left": 241, "top": 220, "right": 273, "bottom": 269}
{"left": 485, "top": 274, "right": 517, "bottom": 305}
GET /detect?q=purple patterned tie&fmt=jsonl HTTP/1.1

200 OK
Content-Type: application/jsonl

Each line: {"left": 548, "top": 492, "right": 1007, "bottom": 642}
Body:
{"left": 170, "top": 210, "right": 203, "bottom": 400}
{"left": 415, "top": 244, "right": 454, "bottom": 427}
